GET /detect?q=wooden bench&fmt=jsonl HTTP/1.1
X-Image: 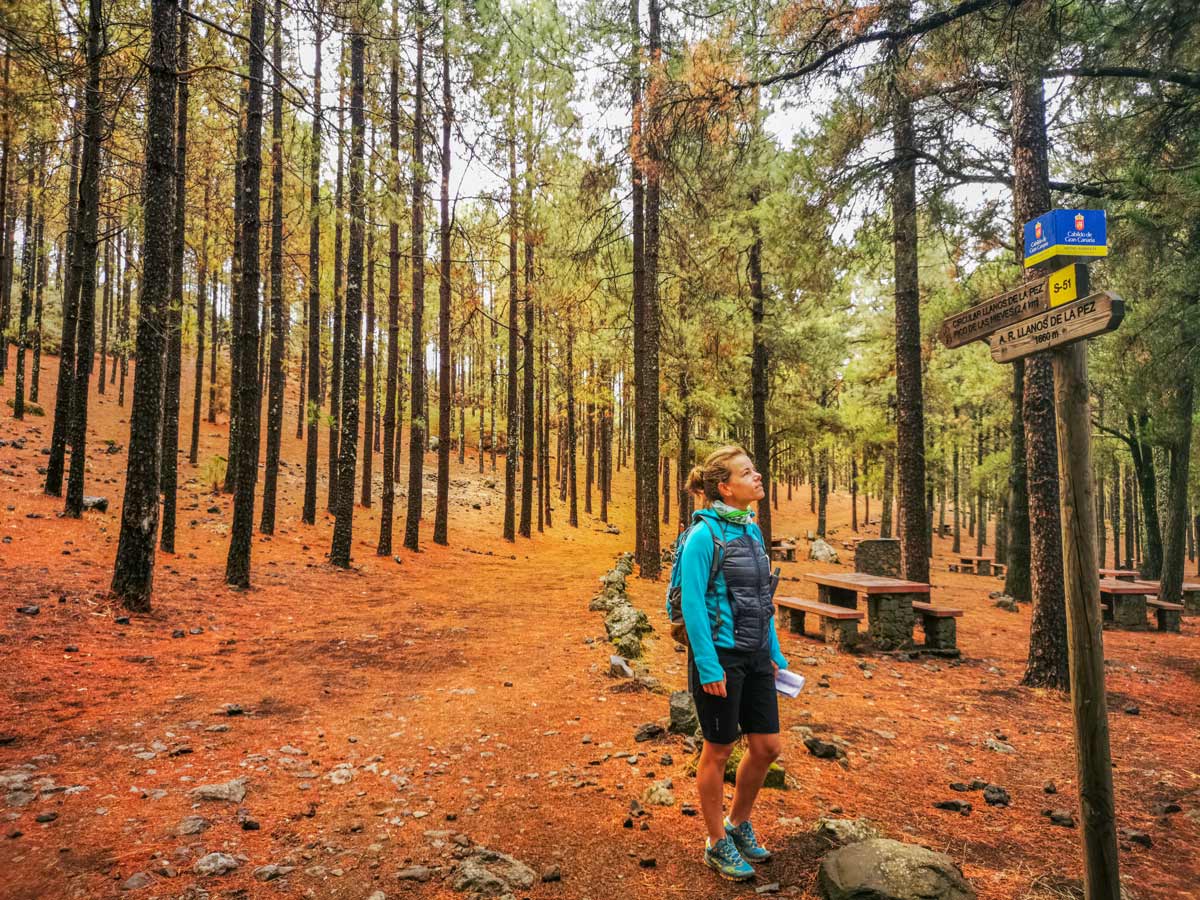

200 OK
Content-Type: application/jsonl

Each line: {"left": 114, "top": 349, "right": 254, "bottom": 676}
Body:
{"left": 804, "top": 572, "right": 931, "bottom": 650}
{"left": 911, "top": 601, "right": 963, "bottom": 651}
{"left": 771, "top": 540, "right": 797, "bottom": 563}
{"left": 957, "top": 555, "right": 993, "bottom": 576}
{"left": 1146, "top": 598, "right": 1183, "bottom": 633}
{"left": 992, "top": 562, "right": 1007, "bottom": 579}
{"left": 776, "top": 597, "right": 864, "bottom": 647}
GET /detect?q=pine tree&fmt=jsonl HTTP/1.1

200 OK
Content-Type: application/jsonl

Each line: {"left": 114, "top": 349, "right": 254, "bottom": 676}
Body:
{"left": 64, "top": 0, "right": 107, "bottom": 519}
{"left": 160, "top": 0, "right": 189, "bottom": 551}
{"left": 260, "top": 0, "right": 287, "bottom": 535}
{"left": 224, "top": 0, "right": 267, "bottom": 587}
{"left": 331, "top": 21, "right": 367, "bottom": 568}
{"left": 434, "top": 0, "right": 453, "bottom": 546}
{"left": 111, "top": 0, "right": 178, "bottom": 609}
{"left": 303, "top": 3, "right": 324, "bottom": 526}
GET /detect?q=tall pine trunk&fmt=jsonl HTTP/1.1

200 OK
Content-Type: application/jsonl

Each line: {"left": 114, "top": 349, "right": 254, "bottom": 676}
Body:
{"left": 224, "top": 0, "right": 266, "bottom": 587}
{"left": 1005, "top": 362, "right": 1032, "bottom": 601}
{"left": 189, "top": 178, "right": 209, "bottom": 465}
{"left": 518, "top": 131, "right": 536, "bottom": 539}
{"left": 502, "top": 111, "right": 518, "bottom": 542}
{"left": 749, "top": 205, "right": 771, "bottom": 548}
{"left": 434, "top": 3, "right": 453, "bottom": 545}
{"left": 64, "top": 0, "right": 106, "bottom": 518}
{"left": 1012, "top": 45, "right": 1068, "bottom": 690}
{"left": 302, "top": 4, "right": 322, "bottom": 525}
{"left": 224, "top": 83, "right": 247, "bottom": 494}
{"left": 159, "top": 0, "right": 189, "bottom": 549}
{"left": 635, "top": 0, "right": 662, "bottom": 578}
{"left": 378, "top": 2, "right": 401, "bottom": 554}
{"left": 260, "top": 0, "right": 286, "bottom": 535}
{"left": 111, "top": 0, "right": 177, "bottom": 608}
{"left": 12, "top": 156, "right": 33, "bottom": 419}
{"left": 330, "top": 23, "right": 366, "bottom": 567}
{"left": 403, "top": 9, "right": 428, "bottom": 552}
{"left": 328, "top": 64, "right": 346, "bottom": 512}
{"left": 888, "top": 0, "right": 928, "bottom": 583}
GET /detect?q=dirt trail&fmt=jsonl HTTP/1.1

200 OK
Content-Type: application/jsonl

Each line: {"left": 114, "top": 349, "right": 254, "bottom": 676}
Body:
{"left": 1, "top": 353, "right": 1198, "bottom": 900}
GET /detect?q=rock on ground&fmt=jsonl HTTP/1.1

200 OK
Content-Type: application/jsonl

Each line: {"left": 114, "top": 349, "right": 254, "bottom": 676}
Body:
{"left": 819, "top": 838, "right": 975, "bottom": 900}
{"left": 668, "top": 690, "right": 699, "bottom": 735}
{"left": 814, "top": 817, "right": 882, "bottom": 845}
{"left": 452, "top": 847, "right": 536, "bottom": 896}
{"left": 194, "top": 852, "right": 241, "bottom": 876}
{"left": 809, "top": 538, "right": 839, "bottom": 563}
{"left": 190, "top": 778, "right": 247, "bottom": 803}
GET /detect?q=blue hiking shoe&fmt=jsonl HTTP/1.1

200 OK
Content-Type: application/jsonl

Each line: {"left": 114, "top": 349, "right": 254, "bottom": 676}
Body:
{"left": 725, "top": 817, "right": 771, "bottom": 862}
{"left": 704, "top": 835, "right": 755, "bottom": 881}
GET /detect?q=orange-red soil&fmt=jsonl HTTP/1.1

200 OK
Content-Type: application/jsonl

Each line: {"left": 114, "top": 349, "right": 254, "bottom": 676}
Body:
{"left": 1, "top": 352, "right": 1198, "bottom": 900}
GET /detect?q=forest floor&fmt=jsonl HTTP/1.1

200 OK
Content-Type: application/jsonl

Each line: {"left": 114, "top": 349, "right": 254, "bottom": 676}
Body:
{"left": 1, "top": 352, "right": 1199, "bottom": 900}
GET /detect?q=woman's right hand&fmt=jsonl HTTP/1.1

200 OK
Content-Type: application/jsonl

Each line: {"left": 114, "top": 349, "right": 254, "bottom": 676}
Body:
{"left": 702, "top": 678, "right": 727, "bottom": 698}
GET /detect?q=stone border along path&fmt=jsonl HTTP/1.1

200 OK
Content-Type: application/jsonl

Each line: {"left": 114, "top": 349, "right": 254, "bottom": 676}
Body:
{"left": 584, "top": 553, "right": 982, "bottom": 900}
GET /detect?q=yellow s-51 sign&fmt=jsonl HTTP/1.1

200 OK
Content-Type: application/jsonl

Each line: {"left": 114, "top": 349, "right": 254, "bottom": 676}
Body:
{"left": 1048, "top": 263, "right": 1080, "bottom": 308}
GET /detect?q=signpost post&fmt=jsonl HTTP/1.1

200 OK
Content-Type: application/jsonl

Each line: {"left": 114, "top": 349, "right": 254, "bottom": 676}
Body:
{"left": 941, "top": 210, "right": 1120, "bottom": 898}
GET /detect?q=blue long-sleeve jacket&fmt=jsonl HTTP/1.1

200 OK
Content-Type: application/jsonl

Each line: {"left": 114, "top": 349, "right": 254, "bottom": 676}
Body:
{"left": 678, "top": 507, "right": 788, "bottom": 684}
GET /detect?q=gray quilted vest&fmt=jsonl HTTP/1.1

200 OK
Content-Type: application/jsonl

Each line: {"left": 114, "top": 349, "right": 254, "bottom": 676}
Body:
{"left": 720, "top": 527, "right": 776, "bottom": 653}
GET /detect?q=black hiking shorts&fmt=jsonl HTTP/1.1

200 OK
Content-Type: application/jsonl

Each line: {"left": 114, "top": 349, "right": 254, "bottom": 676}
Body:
{"left": 688, "top": 646, "right": 779, "bottom": 745}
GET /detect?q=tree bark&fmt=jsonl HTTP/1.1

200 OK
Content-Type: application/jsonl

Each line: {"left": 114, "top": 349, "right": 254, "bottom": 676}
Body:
{"left": 502, "top": 109, "right": 518, "bottom": 543}
{"left": 159, "top": 0, "right": 189, "bottom": 548}
{"left": 224, "top": 0, "right": 266, "bottom": 587}
{"left": 303, "top": 3, "right": 323, "bottom": 525}
{"left": 403, "top": 9, "right": 428, "bottom": 552}
{"left": 378, "top": 2, "right": 400, "bottom": 554}
{"left": 260, "top": 0, "right": 286, "bottom": 535}
{"left": 1012, "top": 46, "right": 1068, "bottom": 690}
{"left": 330, "top": 23, "right": 366, "bottom": 567}
{"left": 12, "top": 154, "right": 33, "bottom": 419}
{"left": 888, "top": 0, "right": 928, "bottom": 583}
{"left": 189, "top": 177, "right": 209, "bottom": 465}
{"left": 64, "top": 0, "right": 106, "bottom": 519}
{"left": 636, "top": 0, "right": 662, "bottom": 578}
{"left": 111, "top": 0, "right": 177, "bottom": 607}
{"left": 749, "top": 206, "right": 771, "bottom": 548}
{"left": 1004, "top": 362, "right": 1032, "bottom": 600}
{"left": 223, "top": 83, "right": 247, "bottom": 494}
{"left": 434, "top": 2, "right": 453, "bottom": 545}
{"left": 361, "top": 177, "right": 376, "bottom": 509}
{"left": 328, "top": 63, "right": 346, "bottom": 512}
{"left": 566, "top": 323, "right": 578, "bottom": 527}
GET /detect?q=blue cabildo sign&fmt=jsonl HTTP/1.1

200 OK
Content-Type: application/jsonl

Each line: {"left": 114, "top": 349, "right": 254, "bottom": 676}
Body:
{"left": 1023, "top": 209, "right": 1107, "bottom": 268}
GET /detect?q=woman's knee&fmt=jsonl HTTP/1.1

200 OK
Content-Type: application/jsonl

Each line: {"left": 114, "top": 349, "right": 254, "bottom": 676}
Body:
{"left": 700, "top": 740, "right": 736, "bottom": 765}
{"left": 748, "top": 735, "right": 781, "bottom": 763}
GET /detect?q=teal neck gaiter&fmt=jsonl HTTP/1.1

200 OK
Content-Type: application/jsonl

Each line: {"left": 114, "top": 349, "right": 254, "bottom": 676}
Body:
{"left": 712, "top": 500, "right": 753, "bottom": 524}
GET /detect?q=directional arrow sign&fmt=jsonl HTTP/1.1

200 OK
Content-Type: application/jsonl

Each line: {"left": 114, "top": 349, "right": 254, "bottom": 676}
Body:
{"left": 938, "top": 264, "right": 1081, "bottom": 349}
{"left": 987, "top": 290, "right": 1124, "bottom": 363}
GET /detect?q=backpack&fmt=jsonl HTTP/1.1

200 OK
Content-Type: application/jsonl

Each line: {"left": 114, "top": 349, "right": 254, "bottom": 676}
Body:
{"left": 665, "top": 518, "right": 725, "bottom": 647}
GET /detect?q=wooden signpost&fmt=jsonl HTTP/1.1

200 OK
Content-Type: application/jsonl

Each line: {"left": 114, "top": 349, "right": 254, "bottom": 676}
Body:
{"left": 938, "top": 262, "right": 1082, "bottom": 349}
{"left": 987, "top": 290, "right": 1124, "bottom": 363}
{"left": 940, "top": 209, "right": 1121, "bottom": 899}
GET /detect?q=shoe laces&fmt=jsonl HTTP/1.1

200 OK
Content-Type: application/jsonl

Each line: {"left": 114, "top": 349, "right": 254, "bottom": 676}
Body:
{"left": 731, "top": 819, "right": 757, "bottom": 844}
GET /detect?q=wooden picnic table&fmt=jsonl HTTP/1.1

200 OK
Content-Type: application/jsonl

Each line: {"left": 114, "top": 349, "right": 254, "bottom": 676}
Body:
{"left": 1098, "top": 578, "right": 1157, "bottom": 630}
{"left": 803, "top": 572, "right": 930, "bottom": 650}
{"left": 1099, "top": 567, "right": 1139, "bottom": 582}
{"left": 956, "top": 555, "right": 994, "bottom": 577}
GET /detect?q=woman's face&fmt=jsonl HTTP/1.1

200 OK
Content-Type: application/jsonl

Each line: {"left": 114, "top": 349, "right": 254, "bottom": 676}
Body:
{"left": 717, "top": 454, "right": 764, "bottom": 508}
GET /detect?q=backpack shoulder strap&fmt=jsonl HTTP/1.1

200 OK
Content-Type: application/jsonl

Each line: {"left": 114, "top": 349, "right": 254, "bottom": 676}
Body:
{"left": 697, "top": 517, "right": 725, "bottom": 592}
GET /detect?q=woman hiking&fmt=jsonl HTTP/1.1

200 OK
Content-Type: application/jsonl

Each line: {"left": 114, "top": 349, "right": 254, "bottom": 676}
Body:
{"left": 677, "top": 445, "right": 788, "bottom": 882}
